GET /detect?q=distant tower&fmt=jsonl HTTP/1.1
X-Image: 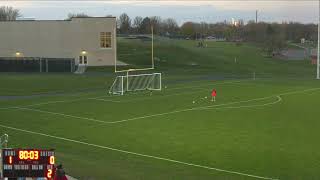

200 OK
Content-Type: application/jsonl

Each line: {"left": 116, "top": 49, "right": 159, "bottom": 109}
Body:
{"left": 256, "top": 10, "right": 258, "bottom": 23}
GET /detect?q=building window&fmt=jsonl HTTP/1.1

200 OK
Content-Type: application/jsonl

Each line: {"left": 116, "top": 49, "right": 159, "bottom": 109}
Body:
{"left": 79, "top": 56, "right": 83, "bottom": 64}
{"left": 84, "top": 56, "right": 87, "bottom": 64}
{"left": 100, "top": 32, "right": 112, "bottom": 48}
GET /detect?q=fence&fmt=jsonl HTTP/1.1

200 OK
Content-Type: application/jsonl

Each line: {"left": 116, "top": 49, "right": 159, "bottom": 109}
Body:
{"left": 0, "top": 57, "right": 75, "bottom": 72}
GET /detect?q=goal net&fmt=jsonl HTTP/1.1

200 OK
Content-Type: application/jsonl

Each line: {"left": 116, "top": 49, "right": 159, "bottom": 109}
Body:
{"left": 109, "top": 73, "right": 161, "bottom": 95}
{"left": 74, "top": 64, "right": 87, "bottom": 74}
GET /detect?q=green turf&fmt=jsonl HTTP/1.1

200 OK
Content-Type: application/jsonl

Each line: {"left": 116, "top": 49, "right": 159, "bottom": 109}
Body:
{"left": 0, "top": 39, "right": 319, "bottom": 179}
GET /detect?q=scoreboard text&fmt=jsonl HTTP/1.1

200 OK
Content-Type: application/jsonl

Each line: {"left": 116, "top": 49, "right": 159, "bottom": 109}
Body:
{"left": 1, "top": 149, "right": 55, "bottom": 178}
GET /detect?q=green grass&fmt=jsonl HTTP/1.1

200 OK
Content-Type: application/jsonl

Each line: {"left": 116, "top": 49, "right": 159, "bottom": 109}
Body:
{"left": 0, "top": 39, "right": 319, "bottom": 179}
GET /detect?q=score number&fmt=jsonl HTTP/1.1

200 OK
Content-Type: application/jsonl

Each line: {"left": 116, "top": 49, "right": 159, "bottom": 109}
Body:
{"left": 19, "top": 150, "right": 39, "bottom": 160}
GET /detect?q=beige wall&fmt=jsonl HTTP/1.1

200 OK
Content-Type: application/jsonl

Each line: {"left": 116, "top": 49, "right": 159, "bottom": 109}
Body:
{"left": 0, "top": 17, "right": 117, "bottom": 66}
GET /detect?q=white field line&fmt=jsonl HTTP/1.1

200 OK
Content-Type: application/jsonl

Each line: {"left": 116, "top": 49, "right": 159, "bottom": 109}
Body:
{"left": 0, "top": 79, "right": 253, "bottom": 109}
{"left": 0, "top": 88, "right": 202, "bottom": 109}
{"left": 278, "top": 87, "right": 320, "bottom": 96}
{"left": 119, "top": 89, "right": 207, "bottom": 103}
{"left": 0, "top": 124, "right": 278, "bottom": 180}
{"left": 204, "top": 96, "right": 282, "bottom": 111}
{"left": 0, "top": 98, "right": 92, "bottom": 109}
{"left": 167, "top": 79, "right": 251, "bottom": 91}
{"left": 98, "top": 80, "right": 256, "bottom": 103}
{"left": 4, "top": 95, "right": 281, "bottom": 127}
{"left": 23, "top": 99, "right": 84, "bottom": 107}
{"left": 5, "top": 87, "right": 320, "bottom": 126}
{"left": 3, "top": 97, "right": 117, "bottom": 109}
{"left": 0, "top": 107, "right": 14, "bottom": 110}
{"left": 87, "top": 98, "right": 121, "bottom": 103}
{"left": 93, "top": 79, "right": 253, "bottom": 100}
{"left": 11, "top": 107, "right": 107, "bottom": 124}
{"left": 98, "top": 87, "right": 320, "bottom": 124}
{"left": 106, "top": 96, "right": 281, "bottom": 124}
{"left": 7, "top": 95, "right": 281, "bottom": 126}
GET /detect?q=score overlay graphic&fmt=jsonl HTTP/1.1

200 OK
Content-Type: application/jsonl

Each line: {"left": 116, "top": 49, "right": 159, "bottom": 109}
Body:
{"left": 1, "top": 149, "right": 55, "bottom": 179}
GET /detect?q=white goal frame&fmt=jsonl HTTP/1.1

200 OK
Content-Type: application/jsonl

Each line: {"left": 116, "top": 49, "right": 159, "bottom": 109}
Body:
{"left": 109, "top": 72, "right": 162, "bottom": 95}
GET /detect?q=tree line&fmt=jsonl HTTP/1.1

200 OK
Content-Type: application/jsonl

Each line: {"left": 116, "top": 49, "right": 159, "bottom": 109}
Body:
{"left": 117, "top": 13, "right": 317, "bottom": 42}
{"left": 116, "top": 13, "right": 317, "bottom": 55}
{"left": 0, "top": 6, "right": 318, "bottom": 54}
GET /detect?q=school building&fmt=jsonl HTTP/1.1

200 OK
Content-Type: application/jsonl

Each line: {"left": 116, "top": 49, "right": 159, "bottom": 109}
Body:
{"left": 0, "top": 17, "right": 117, "bottom": 66}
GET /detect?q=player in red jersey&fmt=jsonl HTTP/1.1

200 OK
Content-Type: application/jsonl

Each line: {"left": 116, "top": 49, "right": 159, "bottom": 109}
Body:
{"left": 54, "top": 164, "right": 68, "bottom": 180}
{"left": 211, "top": 89, "right": 217, "bottom": 102}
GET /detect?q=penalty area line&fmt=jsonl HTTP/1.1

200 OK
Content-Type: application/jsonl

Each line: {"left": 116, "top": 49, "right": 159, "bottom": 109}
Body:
{"left": 0, "top": 124, "right": 278, "bottom": 180}
{"left": 11, "top": 107, "right": 108, "bottom": 124}
{"left": 87, "top": 98, "right": 121, "bottom": 103}
{"left": 106, "top": 95, "right": 280, "bottom": 124}
{"left": 106, "top": 87, "right": 320, "bottom": 124}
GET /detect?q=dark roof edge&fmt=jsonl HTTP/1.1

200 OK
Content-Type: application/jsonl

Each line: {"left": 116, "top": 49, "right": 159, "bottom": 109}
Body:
{"left": 0, "top": 17, "right": 116, "bottom": 22}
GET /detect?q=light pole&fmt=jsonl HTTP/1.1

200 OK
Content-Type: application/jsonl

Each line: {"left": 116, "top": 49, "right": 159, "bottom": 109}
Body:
{"left": 317, "top": 0, "right": 320, "bottom": 79}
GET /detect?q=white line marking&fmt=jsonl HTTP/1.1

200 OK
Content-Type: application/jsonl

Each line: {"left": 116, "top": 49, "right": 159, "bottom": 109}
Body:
{"left": 94, "top": 79, "right": 253, "bottom": 100}
{"left": 204, "top": 96, "right": 282, "bottom": 110}
{"left": 87, "top": 98, "right": 121, "bottom": 103}
{"left": 167, "top": 79, "right": 251, "bottom": 91}
{"left": 278, "top": 87, "right": 320, "bottom": 96}
{"left": 103, "top": 87, "right": 320, "bottom": 124}
{"left": 0, "top": 124, "right": 278, "bottom": 180}
{"left": 102, "top": 79, "right": 264, "bottom": 103}
{"left": 0, "top": 107, "right": 14, "bottom": 110}
{"left": 118, "top": 89, "right": 207, "bottom": 103}
{"left": 107, "top": 96, "right": 281, "bottom": 124}
{"left": 0, "top": 80, "right": 253, "bottom": 109}
{"left": 5, "top": 88, "right": 320, "bottom": 126}
{"left": 6, "top": 95, "right": 282, "bottom": 126}
{"left": 12, "top": 107, "right": 107, "bottom": 124}
{"left": 9, "top": 97, "right": 118, "bottom": 109}
{"left": 23, "top": 99, "right": 84, "bottom": 107}
{"left": 107, "top": 81, "right": 255, "bottom": 103}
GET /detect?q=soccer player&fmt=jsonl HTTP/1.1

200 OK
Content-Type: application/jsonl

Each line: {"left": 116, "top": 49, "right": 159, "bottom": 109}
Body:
{"left": 211, "top": 89, "right": 217, "bottom": 102}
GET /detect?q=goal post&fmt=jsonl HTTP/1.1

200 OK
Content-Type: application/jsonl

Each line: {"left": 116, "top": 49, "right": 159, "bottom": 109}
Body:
{"left": 115, "top": 26, "right": 155, "bottom": 73}
{"left": 110, "top": 24, "right": 162, "bottom": 95}
{"left": 109, "top": 72, "right": 161, "bottom": 95}
{"left": 109, "top": 75, "right": 125, "bottom": 95}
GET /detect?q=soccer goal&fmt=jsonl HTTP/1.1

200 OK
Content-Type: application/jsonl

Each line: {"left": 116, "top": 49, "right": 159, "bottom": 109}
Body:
{"left": 74, "top": 64, "right": 87, "bottom": 74}
{"left": 109, "top": 72, "right": 161, "bottom": 95}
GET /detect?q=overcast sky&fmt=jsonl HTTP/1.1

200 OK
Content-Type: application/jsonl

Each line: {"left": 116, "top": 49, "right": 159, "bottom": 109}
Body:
{"left": 1, "top": 1, "right": 319, "bottom": 24}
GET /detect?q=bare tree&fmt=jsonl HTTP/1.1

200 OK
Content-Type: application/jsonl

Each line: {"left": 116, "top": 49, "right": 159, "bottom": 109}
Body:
{"left": 140, "top": 17, "right": 151, "bottom": 34}
{"left": 133, "top": 16, "right": 143, "bottom": 33}
{"left": 162, "top": 18, "right": 179, "bottom": 35}
{"left": 66, "top": 13, "right": 90, "bottom": 20}
{"left": 150, "top": 16, "right": 162, "bottom": 34}
{"left": 118, "top": 13, "right": 131, "bottom": 34}
{"left": 0, "top": 6, "right": 21, "bottom": 21}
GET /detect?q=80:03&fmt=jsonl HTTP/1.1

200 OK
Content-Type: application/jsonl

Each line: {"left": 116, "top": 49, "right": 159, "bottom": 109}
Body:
{"left": 18, "top": 150, "right": 39, "bottom": 160}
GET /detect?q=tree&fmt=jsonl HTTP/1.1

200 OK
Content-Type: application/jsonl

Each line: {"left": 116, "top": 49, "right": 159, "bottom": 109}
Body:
{"left": 140, "top": 17, "right": 151, "bottom": 34}
{"left": 118, "top": 13, "right": 131, "bottom": 34}
{"left": 66, "top": 13, "right": 89, "bottom": 20}
{"left": 263, "top": 24, "right": 286, "bottom": 56}
{"left": 161, "top": 18, "right": 179, "bottom": 35}
{"left": 149, "top": 16, "right": 162, "bottom": 34}
{"left": 132, "top": 16, "right": 143, "bottom": 34}
{"left": 180, "top": 22, "right": 196, "bottom": 38}
{"left": 0, "top": 6, "right": 21, "bottom": 21}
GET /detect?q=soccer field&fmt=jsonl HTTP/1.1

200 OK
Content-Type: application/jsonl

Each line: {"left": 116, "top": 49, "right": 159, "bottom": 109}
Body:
{"left": 1, "top": 73, "right": 320, "bottom": 179}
